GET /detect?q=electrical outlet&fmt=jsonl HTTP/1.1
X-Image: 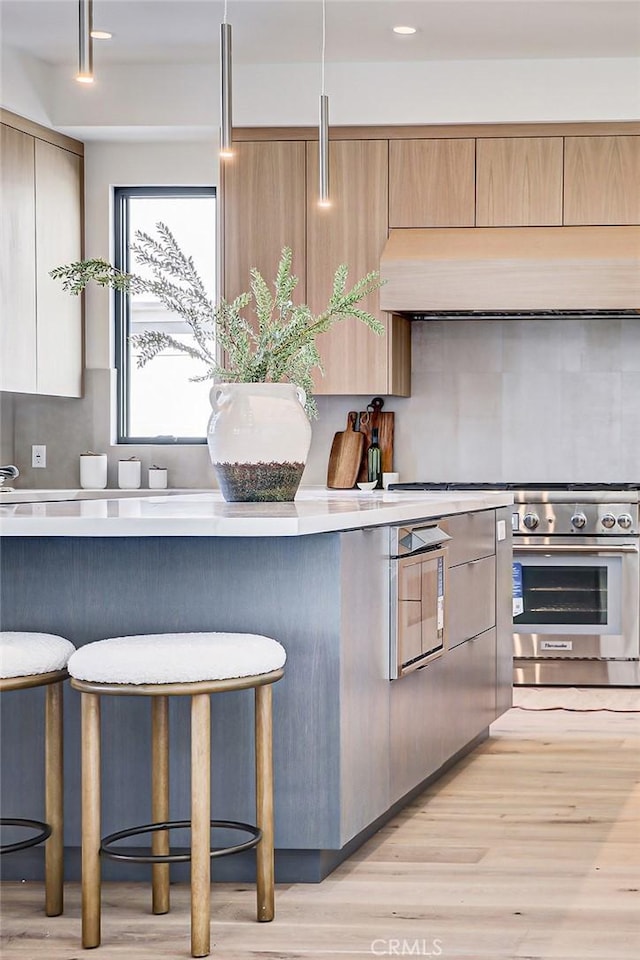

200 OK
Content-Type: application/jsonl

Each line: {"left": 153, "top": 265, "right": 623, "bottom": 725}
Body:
{"left": 32, "top": 444, "right": 46, "bottom": 468}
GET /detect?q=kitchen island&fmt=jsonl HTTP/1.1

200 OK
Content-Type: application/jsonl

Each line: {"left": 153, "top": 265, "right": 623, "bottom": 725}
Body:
{"left": 0, "top": 489, "right": 512, "bottom": 882}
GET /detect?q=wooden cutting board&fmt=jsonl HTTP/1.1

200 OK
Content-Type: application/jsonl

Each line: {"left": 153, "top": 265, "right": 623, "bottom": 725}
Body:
{"left": 326, "top": 413, "right": 365, "bottom": 489}
{"left": 352, "top": 409, "right": 394, "bottom": 483}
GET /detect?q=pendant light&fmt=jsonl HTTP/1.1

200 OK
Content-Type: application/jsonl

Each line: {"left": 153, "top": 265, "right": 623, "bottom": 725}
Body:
{"left": 318, "top": 0, "right": 330, "bottom": 206}
{"left": 220, "top": 0, "right": 233, "bottom": 158}
{"left": 76, "top": 0, "right": 94, "bottom": 83}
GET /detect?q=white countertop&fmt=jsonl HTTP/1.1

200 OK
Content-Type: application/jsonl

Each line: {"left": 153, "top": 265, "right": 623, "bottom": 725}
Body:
{"left": 0, "top": 488, "right": 199, "bottom": 503}
{"left": 0, "top": 488, "right": 513, "bottom": 538}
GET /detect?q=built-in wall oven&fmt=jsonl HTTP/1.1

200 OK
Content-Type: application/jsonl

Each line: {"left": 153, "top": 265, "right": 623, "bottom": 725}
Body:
{"left": 512, "top": 491, "right": 640, "bottom": 686}
{"left": 389, "top": 523, "right": 451, "bottom": 679}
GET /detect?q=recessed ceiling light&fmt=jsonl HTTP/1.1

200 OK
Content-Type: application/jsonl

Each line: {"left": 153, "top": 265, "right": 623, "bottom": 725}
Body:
{"left": 393, "top": 26, "right": 417, "bottom": 35}
{"left": 91, "top": 30, "right": 112, "bottom": 40}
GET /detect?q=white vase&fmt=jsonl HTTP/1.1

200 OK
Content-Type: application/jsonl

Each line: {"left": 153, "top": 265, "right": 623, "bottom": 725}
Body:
{"left": 207, "top": 382, "right": 312, "bottom": 502}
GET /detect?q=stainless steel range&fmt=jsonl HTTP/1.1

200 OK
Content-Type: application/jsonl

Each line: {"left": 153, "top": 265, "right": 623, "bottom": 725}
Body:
{"left": 511, "top": 485, "right": 639, "bottom": 686}
{"left": 390, "top": 483, "right": 640, "bottom": 686}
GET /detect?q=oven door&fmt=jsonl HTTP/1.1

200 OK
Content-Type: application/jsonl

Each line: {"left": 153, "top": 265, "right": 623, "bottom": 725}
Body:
{"left": 389, "top": 524, "right": 451, "bottom": 679}
{"left": 513, "top": 540, "right": 639, "bottom": 660}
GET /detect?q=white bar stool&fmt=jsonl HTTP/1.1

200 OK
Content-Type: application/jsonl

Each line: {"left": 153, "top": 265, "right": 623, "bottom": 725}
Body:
{"left": 0, "top": 631, "right": 76, "bottom": 916}
{"left": 68, "top": 631, "right": 286, "bottom": 959}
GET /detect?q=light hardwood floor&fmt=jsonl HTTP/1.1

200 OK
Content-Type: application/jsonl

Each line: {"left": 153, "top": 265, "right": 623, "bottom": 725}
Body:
{"left": 2, "top": 689, "right": 639, "bottom": 960}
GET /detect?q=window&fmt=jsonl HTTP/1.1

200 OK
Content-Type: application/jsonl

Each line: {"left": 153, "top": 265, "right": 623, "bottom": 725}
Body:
{"left": 114, "top": 186, "right": 216, "bottom": 443}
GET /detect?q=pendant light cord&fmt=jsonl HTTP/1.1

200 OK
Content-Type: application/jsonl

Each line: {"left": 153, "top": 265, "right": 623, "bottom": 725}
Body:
{"left": 223, "top": 0, "right": 228, "bottom": 25}
{"left": 321, "top": 0, "right": 326, "bottom": 94}
{"left": 318, "top": 0, "right": 330, "bottom": 205}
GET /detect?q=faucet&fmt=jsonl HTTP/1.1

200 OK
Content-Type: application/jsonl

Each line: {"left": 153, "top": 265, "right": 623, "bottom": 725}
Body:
{"left": 0, "top": 465, "right": 19, "bottom": 491}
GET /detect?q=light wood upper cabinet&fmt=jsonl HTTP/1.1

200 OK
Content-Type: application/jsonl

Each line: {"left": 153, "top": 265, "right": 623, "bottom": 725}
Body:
{"left": 225, "top": 120, "right": 638, "bottom": 393}
{"left": 1, "top": 111, "right": 84, "bottom": 397}
{"left": 1, "top": 124, "right": 37, "bottom": 393}
{"left": 307, "top": 139, "right": 409, "bottom": 396}
{"left": 564, "top": 136, "right": 640, "bottom": 225}
{"left": 476, "top": 137, "right": 563, "bottom": 226}
{"left": 222, "top": 141, "right": 306, "bottom": 303}
{"left": 389, "top": 139, "right": 475, "bottom": 227}
{"left": 35, "top": 140, "right": 83, "bottom": 397}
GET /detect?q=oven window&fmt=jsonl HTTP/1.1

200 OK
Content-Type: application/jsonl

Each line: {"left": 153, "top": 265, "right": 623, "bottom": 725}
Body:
{"left": 514, "top": 565, "right": 608, "bottom": 626}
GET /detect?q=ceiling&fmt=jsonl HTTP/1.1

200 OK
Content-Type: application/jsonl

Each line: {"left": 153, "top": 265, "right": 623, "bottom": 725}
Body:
{"left": 1, "top": 0, "right": 639, "bottom": 67}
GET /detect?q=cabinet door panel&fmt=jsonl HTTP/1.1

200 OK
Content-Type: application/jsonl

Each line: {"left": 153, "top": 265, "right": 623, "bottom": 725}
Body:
{"left": 440, "top": 628, "right": 496, "bottom": 759}
{"left": 440, "top": 510, "right": 496, "bottom": 567}
{"left": 390, "top": 139, "right": 475, "bottom": 227}
{"left": 389, "top": 658, "right": 447, "bottom": 803}
{"left": 223, "top": 141, "right": 306, "bottom": 303}
{"left": 476, "top": 137, "right": 563, "bottom": 226}
{"left": 35, "top": 140, "right": 83, "bottom": 397}
{"left": 564, "top": 136, "right": 640, "bottom": 224}
{"left": 448, "top": 556, "right": 496, "bottom": 650}
{"left": 307, "top": 140, "right": 389, "bottom": 395}
{"left": 1, "top": 124, "right": 36, "bottom": 393}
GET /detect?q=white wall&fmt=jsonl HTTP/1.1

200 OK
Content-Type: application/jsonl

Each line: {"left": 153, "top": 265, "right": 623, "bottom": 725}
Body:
{"left": 234, "top": 57, "right": 640, "bottom": 125}
{"left": 46, "top": 57, "right": 640, "bottom": 133}
{"left": 5, "top": 47, "right": 640, "bottom": 133}
{"left": 0, "top": 46, "right": 53, "bottom": 125}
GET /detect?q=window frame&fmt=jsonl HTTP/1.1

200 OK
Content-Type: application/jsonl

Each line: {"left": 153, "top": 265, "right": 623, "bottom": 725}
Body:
{"left": 113, "top": 185, "right": 216, "bottom": 445}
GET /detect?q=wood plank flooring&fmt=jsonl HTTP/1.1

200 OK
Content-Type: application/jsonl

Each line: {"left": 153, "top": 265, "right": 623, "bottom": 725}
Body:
{"left": 2, "top": 689, "right": 639, "bottom": 960}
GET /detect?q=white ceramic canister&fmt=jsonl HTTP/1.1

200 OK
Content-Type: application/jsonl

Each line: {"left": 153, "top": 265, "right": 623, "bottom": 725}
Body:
{"left": 79, "top": 452, "right": 108, "bottom": 490}
{"left": 148, "top": 466, "right": 168, "bottom": 489}
{"left": 118, "top": 457, "right": 141, "bottom": 490}
{"left": 207, "top": 382, "right": 312, "bottom": 502}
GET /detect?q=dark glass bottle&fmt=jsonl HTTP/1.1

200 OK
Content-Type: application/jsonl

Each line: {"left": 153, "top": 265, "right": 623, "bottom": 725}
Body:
{"left": 367, "top": 427, "right": 382, "bottom": 488}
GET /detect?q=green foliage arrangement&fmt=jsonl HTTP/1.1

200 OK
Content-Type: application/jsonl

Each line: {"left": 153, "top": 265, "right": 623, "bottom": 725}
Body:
{"left": 50, "top": 223, "right": 385, "bottom": 418}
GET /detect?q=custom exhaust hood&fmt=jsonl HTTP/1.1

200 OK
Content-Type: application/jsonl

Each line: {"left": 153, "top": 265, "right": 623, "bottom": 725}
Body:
{"left": 379, "top": 226, "right": 640, "bottom": 316}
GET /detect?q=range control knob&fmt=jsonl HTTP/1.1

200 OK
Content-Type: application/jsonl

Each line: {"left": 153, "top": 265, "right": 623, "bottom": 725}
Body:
{"left": 617, "top": 513, "right": 633, "bottom": 530}
{"left": 522, "top": 512, "right": 540, "bottom": 530}
{"left": 601, "top": 513, "right": 616, "bottom": 529}
{"left": 571, "top": 512, "right": 587, "bottom": 529}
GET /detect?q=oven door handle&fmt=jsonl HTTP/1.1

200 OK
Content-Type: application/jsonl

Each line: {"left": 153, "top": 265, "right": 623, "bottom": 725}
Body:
{"left": 514, "top": 544, "right": 639, "bottom": 554}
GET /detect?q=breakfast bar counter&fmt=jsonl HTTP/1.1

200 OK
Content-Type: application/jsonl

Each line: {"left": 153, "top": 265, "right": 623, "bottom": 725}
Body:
{"left": 0, "top": 487, "right": 512, "bottom": 537}
{"left": 0, "top": 489, "right": 512, "bottom": 884}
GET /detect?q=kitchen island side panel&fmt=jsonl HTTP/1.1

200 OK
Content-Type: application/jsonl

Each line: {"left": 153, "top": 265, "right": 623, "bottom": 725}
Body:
{"left": 339, "top": 526, "right": 392, "bottom": 844}
{"left": 0, "top": 535, "right": 343, "bottom": 859}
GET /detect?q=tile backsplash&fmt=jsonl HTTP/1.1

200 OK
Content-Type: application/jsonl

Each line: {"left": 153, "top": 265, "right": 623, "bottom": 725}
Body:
{"left": 307, "top": 316, "right": 640, "bottom": 485}
{"left": 0, "top": 393, "right": 15, "bottom": 467}
{"left": 7, "top": 316, "right": 640, "bottom": 488}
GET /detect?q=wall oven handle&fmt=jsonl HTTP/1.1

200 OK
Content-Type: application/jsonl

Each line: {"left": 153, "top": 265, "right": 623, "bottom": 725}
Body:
{"left": 514, "top": 544, "right": 639, "bottom": 554}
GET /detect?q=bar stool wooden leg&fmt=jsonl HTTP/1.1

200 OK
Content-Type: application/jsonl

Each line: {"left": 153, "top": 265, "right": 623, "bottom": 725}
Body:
{"left": 255, "top": 683, "right": 275, "bottom": 922}
{"left": 151, "top": 696, "right": 170, "bottom": 915}
{"left": 81, "top": 692, "right": 102, "bottom": 948}
{"left": 44, "top": 680, "right": 64, "bottom": 917}
{"left": 190, "top": 693, "right": 211, "bottom": 958}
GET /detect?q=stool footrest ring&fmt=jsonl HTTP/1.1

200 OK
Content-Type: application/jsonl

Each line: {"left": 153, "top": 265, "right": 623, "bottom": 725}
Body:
{"left": 100, "top": 819, "right": 262, "bottom": 864}
{"left": 0, "top": 818, "right": 52, "bottom": 855}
